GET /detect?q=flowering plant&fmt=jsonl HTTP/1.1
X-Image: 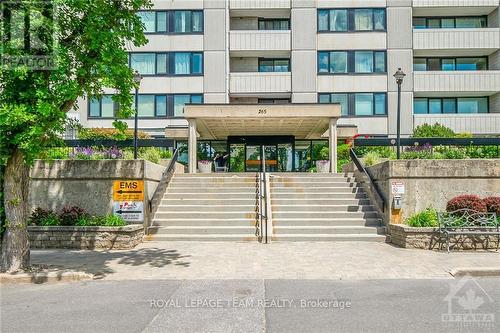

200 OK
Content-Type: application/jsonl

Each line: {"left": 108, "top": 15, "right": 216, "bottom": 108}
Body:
{"left": 69, "top": 147, "right": 94, "bottom": 160}
{"left": 198, "top": 160, "right": 212, "bottom": 165}
{"left": 102, "top": 146, "right": 123, "bottom": 159}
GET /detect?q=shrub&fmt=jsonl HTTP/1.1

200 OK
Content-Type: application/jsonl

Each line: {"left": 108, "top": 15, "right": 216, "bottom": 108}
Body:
{"left": 75, "top": 215, "right": 126, "bottom": 227}
{"left": 406, "top": 208, "right": 438, "bottom": 227}
{"left": 413, "top": 123, "right": 456, "bottom": 138}
{"left": 318, "top": 146, "right": 329, "bottom": 161}
{"left": 446, "top": 195, "right": 487, "bottom": 212}
{"left": 102, "top": 146, "right": 123, "bottom": 159}
{"left": 139, "top": 147, "right": 162, "bottom": 164}
{"left": 364, "top": 151, "right": 381, "bottom": 166}
{"left": 102, "top": 215, "right": 127, "bottom": 226}
{"left": 29, "top": 208, "right": 59, "bottom": 226}
{"left": 78, "top": 128, "right": 151, "bottom": 140}
{"left": 160, "top": 149, "right": 173, "bottom": 159}
{"left": 38, "top": 213, "right": 61, "bottom": 226}
{"left": 59, "top": 206, "right": 88, "bottom": 226}
{"left": 483, "top": 197, "right": 500, "bottom": 215}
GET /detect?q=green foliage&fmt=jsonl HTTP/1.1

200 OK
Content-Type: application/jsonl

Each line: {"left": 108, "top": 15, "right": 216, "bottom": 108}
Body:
{"left": 29, "top": 207, "right": 127, "bottom": 227}
{"left": 76, "top": 215, "right": 126, "bottom": 227}
{"left": 318, "top": 146, "right": 330, "bottom": 161}
{"left": 160, "top": 150, "right": 173, "bottom": 159}
{"left": 78, "top": 128, "right": 151, "bottom": 141}
{"left": 38, "top": 213, "right": 61, "bottom": 226}
{"left": 412, "top": 123, "right": 456, "bottom": 138}
{"left": 363, "top": 152, "right": 381, "bottom": 166}
{"left": 138, "top": 147, "right": 161, "bottom": 164}
{"left": 406, "top": 208, "right": 438, "bottom": 227}
{"left": 353, "top": 146, "right": 396, "bottom": 159}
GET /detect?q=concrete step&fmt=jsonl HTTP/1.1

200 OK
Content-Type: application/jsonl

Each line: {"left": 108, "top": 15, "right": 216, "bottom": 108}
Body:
{"left": 156, "top": 204, "right": 256, "bottom": 212}
{"left": 272, "top": 218, "right": 381, "bottom": 227}
{"left": 271, "top": 234, "right": 386, "bottom": 242}
{"left": 271, "top": 187, "right": 363, "bottom": 193}
{"left": 152, "top": 218, "right": 255, "bottom": 227}
{"left": 148, "top": 234, "right": 259, "bottom": 241}
{"left": 270, "top": 173, "right": 354, "bottom": 177}
{"left": 273, "top": 225, "right": 385, "bottom": 235}
{"left": 270, "top": 182, "right": 357, "bottom": 188}
{"left": 154, "top": 211, "right": 256, "bottom": 219}
{"left": 160, "top": 198, "right": 256, "bottom": 205}
{"left": 271, "top": 198, "right": 372, "bottom": 205}
{"left": 174, "top": 174, "right": 256, "bottom": 178}
{"left": 150, "top": 226, "right": 255, "bottom": 235}
{"left": 272, "top": 211, "right": 378, "bottom": 219}
{"left": 270, "top": 193, "right": 368, "bottom": 199}
{"left": 170, "top": 181, "right": 256, "bottom": 187}
{"left": 271, "top": 204, "right": 376, "bottom": 212}
{"left": 161, "top": 193, "right": 257, "bottom": 199}
{"left": 167, "top": 187, "right": 255, "bottom": 194}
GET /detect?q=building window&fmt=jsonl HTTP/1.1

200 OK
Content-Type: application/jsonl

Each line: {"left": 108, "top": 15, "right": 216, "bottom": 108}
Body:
{"left": 258, "top": 58, "right": 290, "bottom": 72}
{"left": 413, "top": 97, "right": 489, "bottom": 114}
{"left": 318, "top": 8, "right": 385, "bottom": 32}
{"left": 319, "top": 93, "right": 387, "bottom": 116}
{"left": 413, "top": 57, "right": 488, "bottom": 71}
{"left": 258, "top": 18, "right": 290, "bottom": 30}
{"left": 129, "top": 52, "right": 203, "bottom": 76}
{"left": 137, "top": 10, "right": 203, "bottom": 34}
{"left": 412, "top": 16, "right": 487, "bottom": 29}
{"left": 88, "top": 94, "right": 203, "bottom": 118}
{"left": 258, "top": 98, "right": 291, "bottom": 104}
{"left": 318, "top": 51, "right": 386, "bottom": 74}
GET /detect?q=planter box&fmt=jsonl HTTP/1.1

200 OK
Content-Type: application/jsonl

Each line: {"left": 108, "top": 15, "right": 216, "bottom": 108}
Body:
{"left": 389, "top": 224, "right": 499, "bottom": 250}
{"left": 28, "top": 225, "right": 144, "bottom": 250}
{"left": 316, "top": 160, "right": 330, "bottom": 173}
{"left": 198, "top": 161, "right": 213, "bottom": 173}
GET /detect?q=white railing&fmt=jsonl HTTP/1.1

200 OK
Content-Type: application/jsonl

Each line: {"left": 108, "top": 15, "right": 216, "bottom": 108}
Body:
{"left": 229, "top": 72, "right": 292, "bottom": 94}
{"left": 413, "top": 28, "right": 500, "bottom": 50}
{"left": 230, "top": 30, "right": 291, "bottom": 52}
{"left": 414, "top": 71, "right": 500, "bottom": 93}
{"left": 413, "top": 0, "right": 499, "bottom": 7}
{"left": 230, "top": 0, "right": 291, "bottom": 9}
{"left": 414, "top": 114, "right": 500, "bottom": 135}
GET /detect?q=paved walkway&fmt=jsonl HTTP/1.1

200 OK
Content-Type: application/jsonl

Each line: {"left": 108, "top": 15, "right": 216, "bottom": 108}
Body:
{"left": 30, "top": 241, "right": 500, "bottom": 280}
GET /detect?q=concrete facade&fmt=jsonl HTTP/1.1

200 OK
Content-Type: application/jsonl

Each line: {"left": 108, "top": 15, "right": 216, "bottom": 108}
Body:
{"left": 29, "top": 160, "right": 166, "bottom": 225}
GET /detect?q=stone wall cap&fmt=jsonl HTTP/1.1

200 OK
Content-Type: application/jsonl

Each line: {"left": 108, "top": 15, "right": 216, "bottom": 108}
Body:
{"left": 28, "top": 225, "right": 143, "bottom": 232}
{"left": 389, "top": 224, "right": 439, "bottom": 233}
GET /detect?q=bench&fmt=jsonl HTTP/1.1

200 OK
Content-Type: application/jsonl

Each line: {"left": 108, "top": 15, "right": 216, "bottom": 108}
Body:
{"left": 438, "top": 209, "right": 499, "bottom": 252}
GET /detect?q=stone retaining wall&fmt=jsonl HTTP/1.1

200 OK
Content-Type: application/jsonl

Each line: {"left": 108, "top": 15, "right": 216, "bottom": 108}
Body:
{"left": 389, "top": 224, "right": 500, "bottom": 250}
{"left": 28, "top": 225, "right": 144, "bottom": 250}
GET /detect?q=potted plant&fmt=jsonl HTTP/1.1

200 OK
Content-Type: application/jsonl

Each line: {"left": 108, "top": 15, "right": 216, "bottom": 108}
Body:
{"left": 315, "top": 147, "right": 330, "bottom": 173}
{"left": 198, "top": 160, "right": 213, "bottom": 173}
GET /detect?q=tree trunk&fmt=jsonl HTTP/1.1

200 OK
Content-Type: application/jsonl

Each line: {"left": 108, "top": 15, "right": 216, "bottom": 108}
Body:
{"left": 1, "top": 148, "right": 30, "bottom": 273}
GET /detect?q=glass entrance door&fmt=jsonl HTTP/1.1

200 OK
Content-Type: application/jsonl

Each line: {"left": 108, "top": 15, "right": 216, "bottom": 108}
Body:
{"left": 245, "top": 145, "right": 278, "bottom": 172}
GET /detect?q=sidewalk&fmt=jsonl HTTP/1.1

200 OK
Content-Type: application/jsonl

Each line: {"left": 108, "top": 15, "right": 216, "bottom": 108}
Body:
{"left": 27, "top": 241, "right": 500, "bottom": 281}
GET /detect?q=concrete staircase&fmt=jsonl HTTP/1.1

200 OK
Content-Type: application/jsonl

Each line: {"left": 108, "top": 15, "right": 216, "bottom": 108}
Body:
{"left": 269, "top": 173, "right": 386, "bottom": 242}
{"left": 149, "top": 173, "right": 259, "bottom": 241}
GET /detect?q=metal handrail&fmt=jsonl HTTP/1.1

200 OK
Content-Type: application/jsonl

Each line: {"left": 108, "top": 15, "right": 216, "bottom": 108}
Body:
{"left": 149, "top": 149, "right": 179, "bottom": 229}
{"left": 349, "top": 148, "right": 386, "bottom": 213}
{"left": 256, "top": 147, "right": 269, "bottom": 243}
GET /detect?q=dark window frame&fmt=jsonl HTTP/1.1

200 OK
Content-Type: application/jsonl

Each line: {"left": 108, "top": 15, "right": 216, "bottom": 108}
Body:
{"left": 413, "top": 56, "right": 489, "bottom": 71}
{"left": 413, "top": 97, "right": 490, "bottom": 114}
{"left": 258, "top": 58, "right": 291, "bottom": 72}
{"left": 317, "top": 8, "right": 387, "bottom": 33}
{"left": 128, "top": 52, "right": 204, "bottom": 77}
{"left": 412, "top": 15, "right": 488, "bottom": 29}
{"left": 257, "top": 18, "right": 291, "bottom": 30}
{"left": 318, "top": 50, "right": 387, "bottom": 74}
{"left": 138, "top": 10, "right": 204, "bottom": 35}
{"left": 318, "top": 92, "right": 388, "bottom": 117}
{"left": 88, "top": 94, "right": 203, "bottom": 119}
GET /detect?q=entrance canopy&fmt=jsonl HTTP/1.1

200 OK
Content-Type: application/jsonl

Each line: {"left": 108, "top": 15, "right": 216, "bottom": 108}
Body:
{"left": 183, "top": 104, "right": 341, "bottom": 140}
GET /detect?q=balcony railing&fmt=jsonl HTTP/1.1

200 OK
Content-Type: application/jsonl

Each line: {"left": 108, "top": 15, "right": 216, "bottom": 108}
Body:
{"left": 229, "top": 72, "right": 292, "bottom": 95}
{"left": 413, "top": 28, "right": 500, "bottom": 51}
{"left": 230, "top": 30, "right": 291, "bottom": 52}
{"left": 414, "top": 71, "right": 500, "bottom": 93}
{"left": 230, "top": 0, "right": 291, "bottom": 9}
{"left": 414, "top": 114, "right": 500, "bottom": 135}
{"left": 413, "top": 0, "right": 499, "bottom": 7}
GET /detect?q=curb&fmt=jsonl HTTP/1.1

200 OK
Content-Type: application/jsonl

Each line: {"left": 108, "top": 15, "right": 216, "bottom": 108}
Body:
{"left": 0, "top": 271, "right": 93, "bottom": 284}
{"left": 450, "top": 267, "right": 500, "bottom": 277}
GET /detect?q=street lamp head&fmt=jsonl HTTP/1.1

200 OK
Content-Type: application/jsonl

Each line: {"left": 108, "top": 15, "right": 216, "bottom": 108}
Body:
{"left": 133, "top": 70, "right": 143, "bottom": 85}
{"left": 393, "top": 68, "right": 406, "bottom": 85}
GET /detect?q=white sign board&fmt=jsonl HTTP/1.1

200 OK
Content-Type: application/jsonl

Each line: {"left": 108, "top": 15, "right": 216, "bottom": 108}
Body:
{"left": 113, "top": 201, "right": 144, "bottom": 222}
{"left": 391, "top": 182, "right": 405, "bottom": 195}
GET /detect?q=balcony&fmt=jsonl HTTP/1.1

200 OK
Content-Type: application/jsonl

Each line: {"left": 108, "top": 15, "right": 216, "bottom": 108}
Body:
{"left": 413, "top": 28, "right": 500, "bottom": 56}
{"left": 230, "top": 0, "right": 291, "bottom": 10}
{"left": 414, "top": 71, "right": 500, "bottom": 95}
{"left": 413, "top": 114, "right": 500, "bottom": 135}
{"left": 413, "top": 0, "right": 498, "bottom": 8}
{"left": 229, "top": 72, "right": 292, "bottom": 96}
{"left": 230, "top": 30, "right": 291, "bottom": 57}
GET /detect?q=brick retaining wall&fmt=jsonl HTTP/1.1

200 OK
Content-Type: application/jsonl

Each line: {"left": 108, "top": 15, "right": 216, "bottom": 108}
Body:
{"left": 389, "top": 224, "right": 500, "bottom": 250}
{"left": 28, "top": 225, "right": 144, "bottom": 250}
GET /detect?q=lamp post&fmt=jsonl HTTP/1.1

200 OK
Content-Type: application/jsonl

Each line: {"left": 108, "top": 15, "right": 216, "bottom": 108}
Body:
{"left": 393, "top": 68, "right": 406, "bottom": 159}
{"left": 133, "top": 70, "right": 143, "bottom": 159}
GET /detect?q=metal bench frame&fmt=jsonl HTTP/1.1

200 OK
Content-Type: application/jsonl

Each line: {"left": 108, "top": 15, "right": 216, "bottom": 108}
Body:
{"left": 438, "top": 209, "right": 499, "bottom": 253}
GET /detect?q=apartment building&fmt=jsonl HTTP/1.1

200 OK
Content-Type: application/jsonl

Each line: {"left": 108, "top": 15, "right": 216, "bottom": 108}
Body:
{"left": 72, "top": 0, "right": 500, "bottom": 171}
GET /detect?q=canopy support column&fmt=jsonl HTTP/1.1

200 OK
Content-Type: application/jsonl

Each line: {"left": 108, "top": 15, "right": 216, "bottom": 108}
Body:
{"left": 188, "top": 119, "right": 197, "bottom": 174}
{"left": 329, "top": 118, "right": 338, "bottom": 173}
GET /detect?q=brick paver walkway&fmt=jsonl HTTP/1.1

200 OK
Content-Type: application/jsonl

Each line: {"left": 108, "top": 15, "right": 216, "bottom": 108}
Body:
{"left": 30, "top": 241, "right": 500, "bottom": 280}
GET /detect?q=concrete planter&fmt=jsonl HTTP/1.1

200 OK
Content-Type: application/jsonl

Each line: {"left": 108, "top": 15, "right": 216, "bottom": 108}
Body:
{"left": 389, "top": 224, "right": 499, "bottom": 250}
{"left": 198, "top": 161, "right": 213, "bottom": 173}
{"left": 316, "top": 160, "right": 330, "bottom": 173}
{"left": 28, "top": 225, "right": 144, "bottom": 250}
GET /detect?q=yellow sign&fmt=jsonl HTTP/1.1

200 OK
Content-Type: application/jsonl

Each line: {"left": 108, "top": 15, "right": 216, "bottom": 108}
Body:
{"left": 113, "top": 180, "right": 144, "bottom": 201}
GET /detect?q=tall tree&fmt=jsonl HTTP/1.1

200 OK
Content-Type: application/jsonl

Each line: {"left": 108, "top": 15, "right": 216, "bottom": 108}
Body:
{"left": 0, "top": 0, "right": 151, "bottom": 272}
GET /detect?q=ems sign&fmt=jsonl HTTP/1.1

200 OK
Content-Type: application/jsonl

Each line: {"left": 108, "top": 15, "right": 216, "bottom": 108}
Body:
{"left": 113, "top": 180, "right": 144, "bottom": 201}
